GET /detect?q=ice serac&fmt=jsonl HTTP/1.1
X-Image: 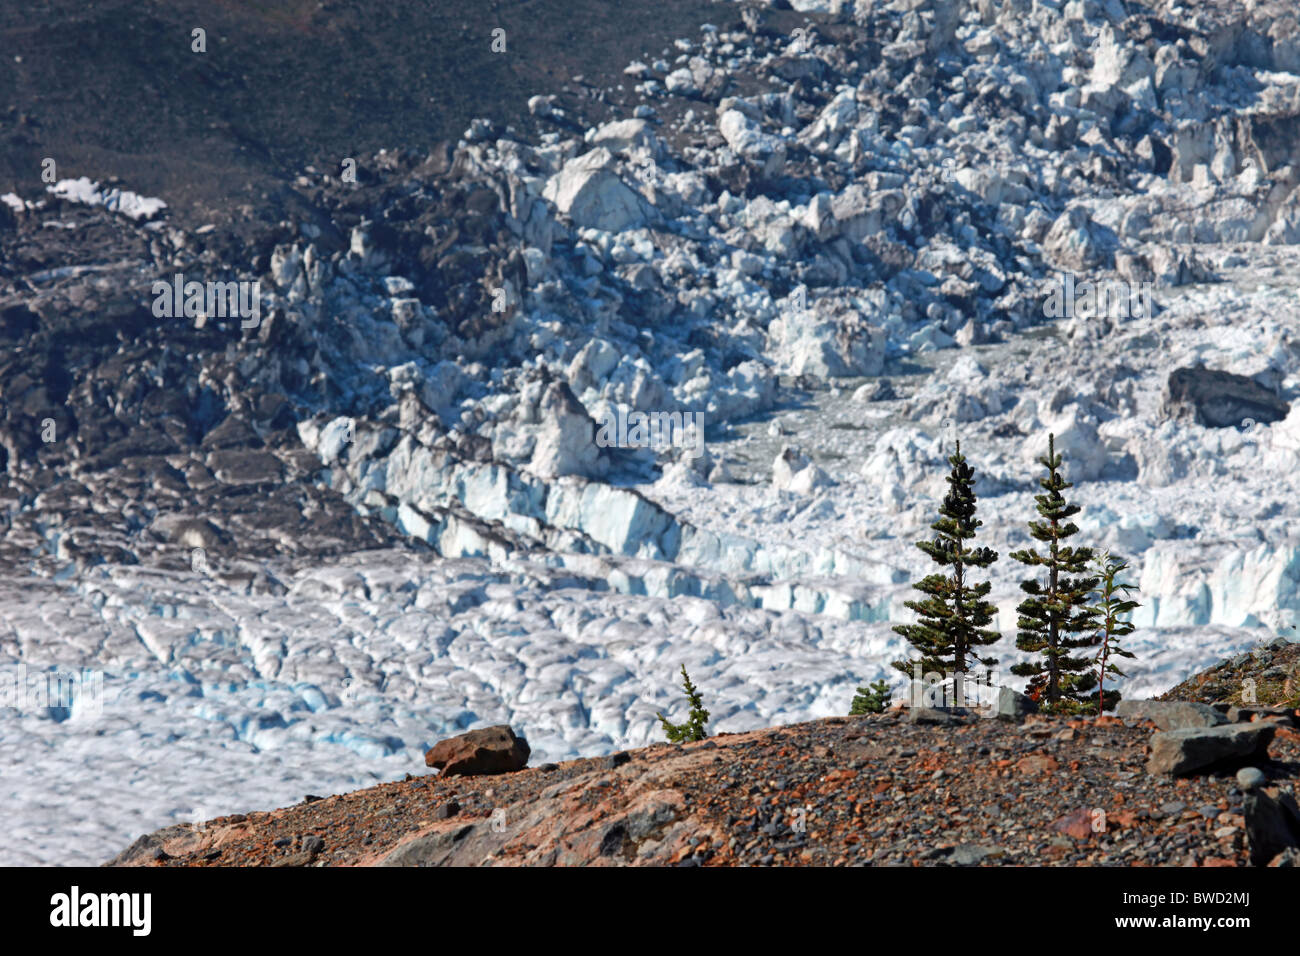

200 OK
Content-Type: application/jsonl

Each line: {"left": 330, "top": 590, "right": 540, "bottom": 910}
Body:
{"left": 543, "top": 147, "right": 646, "bottom": 232}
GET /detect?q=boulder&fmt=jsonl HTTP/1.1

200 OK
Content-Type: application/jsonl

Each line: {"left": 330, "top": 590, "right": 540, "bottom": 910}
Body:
{"left": 1243, "top": 787, "right": 1300, "bottom": 866}
{"left": 908, "top": 707, "right": 962, "bottom": 725}
{"left": 1164, "top": 367, "right": 1290, "bottom": 429}
{"left": 1116, "top": 700, "right": 1228, "bottom": 731}
{"left": 1237, "top": 766, "right": 1267, "bottom": 791}
{"left": 1146, "top": 723, "right": 1276, "bottom": 776}
{"left": 995, "top": 687, "right": 1038, "bottom": 722}
{"left": 424, "top": 725, "right": 531, "bottom": 777}
{"left": 1227, "top": 705, "right": 1298, "bottom": 726}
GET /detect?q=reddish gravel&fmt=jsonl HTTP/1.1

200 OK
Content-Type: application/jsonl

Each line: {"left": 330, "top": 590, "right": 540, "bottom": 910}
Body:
{"left": 108, "top": 709, "right": 1300, "bottom": 867}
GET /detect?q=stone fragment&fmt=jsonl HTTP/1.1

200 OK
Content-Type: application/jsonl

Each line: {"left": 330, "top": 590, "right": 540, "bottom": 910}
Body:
{"left": 1146, "top": 723, "right": 1275, "bottom": 776}
{"left": 424, "top": 725, "right": 531, "bottom": 777}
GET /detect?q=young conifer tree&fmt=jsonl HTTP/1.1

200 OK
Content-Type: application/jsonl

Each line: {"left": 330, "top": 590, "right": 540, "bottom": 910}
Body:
{"left": 1090, "top": 551, "right": 1139, "bottom": 714}
{"left": 657, "top": 665, "right": 710, "bottom": 743}
{"left": 891, "top": 441, "right": 1000, "bottom": 704}
{"left": 1010, "top": 433, "right": 1101, "bottom": 713}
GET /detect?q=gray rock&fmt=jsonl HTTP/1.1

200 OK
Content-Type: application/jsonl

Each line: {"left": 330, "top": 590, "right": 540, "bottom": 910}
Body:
{"left": 599, "top": 751, "right": 632, "bottom": 770}
{"left": 1227, "top": 706, "right": 1297, "bottom": 726}
{"left": 995, "top": 686, "right": 1038, "bottom": 722}
{"left": 378, "top": 823, "right": 488, "bottom": 867}
{"left": 1237, "top": 766, "right": 1267, "bottom": 791}
{"left": 1117, "top": 700, "right": 1228, "bottom": 731}
{"left": 1146, "top": 723, "right": 1276, "bottom": 776}
{"left": 948, "top": 843, "right": 999, "bottom": 866}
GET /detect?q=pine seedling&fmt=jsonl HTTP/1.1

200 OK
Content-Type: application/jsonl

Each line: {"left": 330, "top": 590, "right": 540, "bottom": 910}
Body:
{"left": 891, "top": 441, "right": 1001, "bottom": 702}
{"left": 658, "top": 664, "right": 710, "bottom": 742}
{"left": 1090, "top": 551, "right": 1139, "bottom": 714}
{"left": 1010, "top": 433, "right": 1101, "bottom": 714}
{"left": 850, "top": 678, "right": 894, "bottom": 715}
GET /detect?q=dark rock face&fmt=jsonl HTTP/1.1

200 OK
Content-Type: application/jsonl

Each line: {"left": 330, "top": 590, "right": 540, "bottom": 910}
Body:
{"left": 1146, "top": 723, "right": 1276, "bottom": 775}
{"left": 0, "top": 137, "right": 534, "bottom": 576}
{"left": 1164, "top": 366, "right": 1290, "bottom": 428}
{"left": 1243, "top": 787, "right": 1300, "bottom": 867}
{"left": 424, "top": 725, "right": 531, "bottom": 777}
{"left": 0, "top": 0, "right": 727, "bottom": 231}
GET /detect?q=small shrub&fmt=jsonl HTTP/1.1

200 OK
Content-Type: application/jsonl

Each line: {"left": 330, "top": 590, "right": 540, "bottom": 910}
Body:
{"left": 850, "top": 678, "right": 893, "bottom": 715}
{"left": 1090, "top": 551, "right": 1139, "bottom": 714}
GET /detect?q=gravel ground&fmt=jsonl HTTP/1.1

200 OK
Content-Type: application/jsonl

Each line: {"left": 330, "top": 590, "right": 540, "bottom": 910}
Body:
{"left": 108, "top": 709, "right": 1300, "bottom": 867}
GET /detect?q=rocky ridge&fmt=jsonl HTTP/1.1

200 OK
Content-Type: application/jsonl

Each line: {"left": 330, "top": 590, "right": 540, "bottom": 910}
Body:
{"left": 107, "top": 700, "right": 1300, "bottom": 867}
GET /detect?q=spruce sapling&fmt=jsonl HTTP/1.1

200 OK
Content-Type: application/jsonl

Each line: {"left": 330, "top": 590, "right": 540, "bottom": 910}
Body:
{"left": 657, "top": 664, "right": 710, "bottom": 742}
{"left": 1010, "top": 433, "right": 1101, "bottom": 713}
{"left": 892, "top": 440, "right": 1000, "bottom": 707}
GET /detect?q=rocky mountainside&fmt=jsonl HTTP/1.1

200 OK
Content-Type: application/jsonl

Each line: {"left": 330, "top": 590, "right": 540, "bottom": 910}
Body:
{"left": 0, "top": 0, "right": 727, "bottom": 227}
{"left": 1161, "top": 634, "right": 1300, "bottom": 708}
{"left": 5, "top": 0, "right": 1300, "bottom": 864}
{"left": 107, "top": 702, "right": 1300, "bottom": 867}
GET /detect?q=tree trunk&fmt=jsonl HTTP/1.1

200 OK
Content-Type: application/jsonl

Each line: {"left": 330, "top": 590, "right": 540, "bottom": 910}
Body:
{"left": 954, "top": 559, "right": 966, "bottom": 706}
{"left": 1044, "top": 524, "right": 1057, "bottom": 702}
